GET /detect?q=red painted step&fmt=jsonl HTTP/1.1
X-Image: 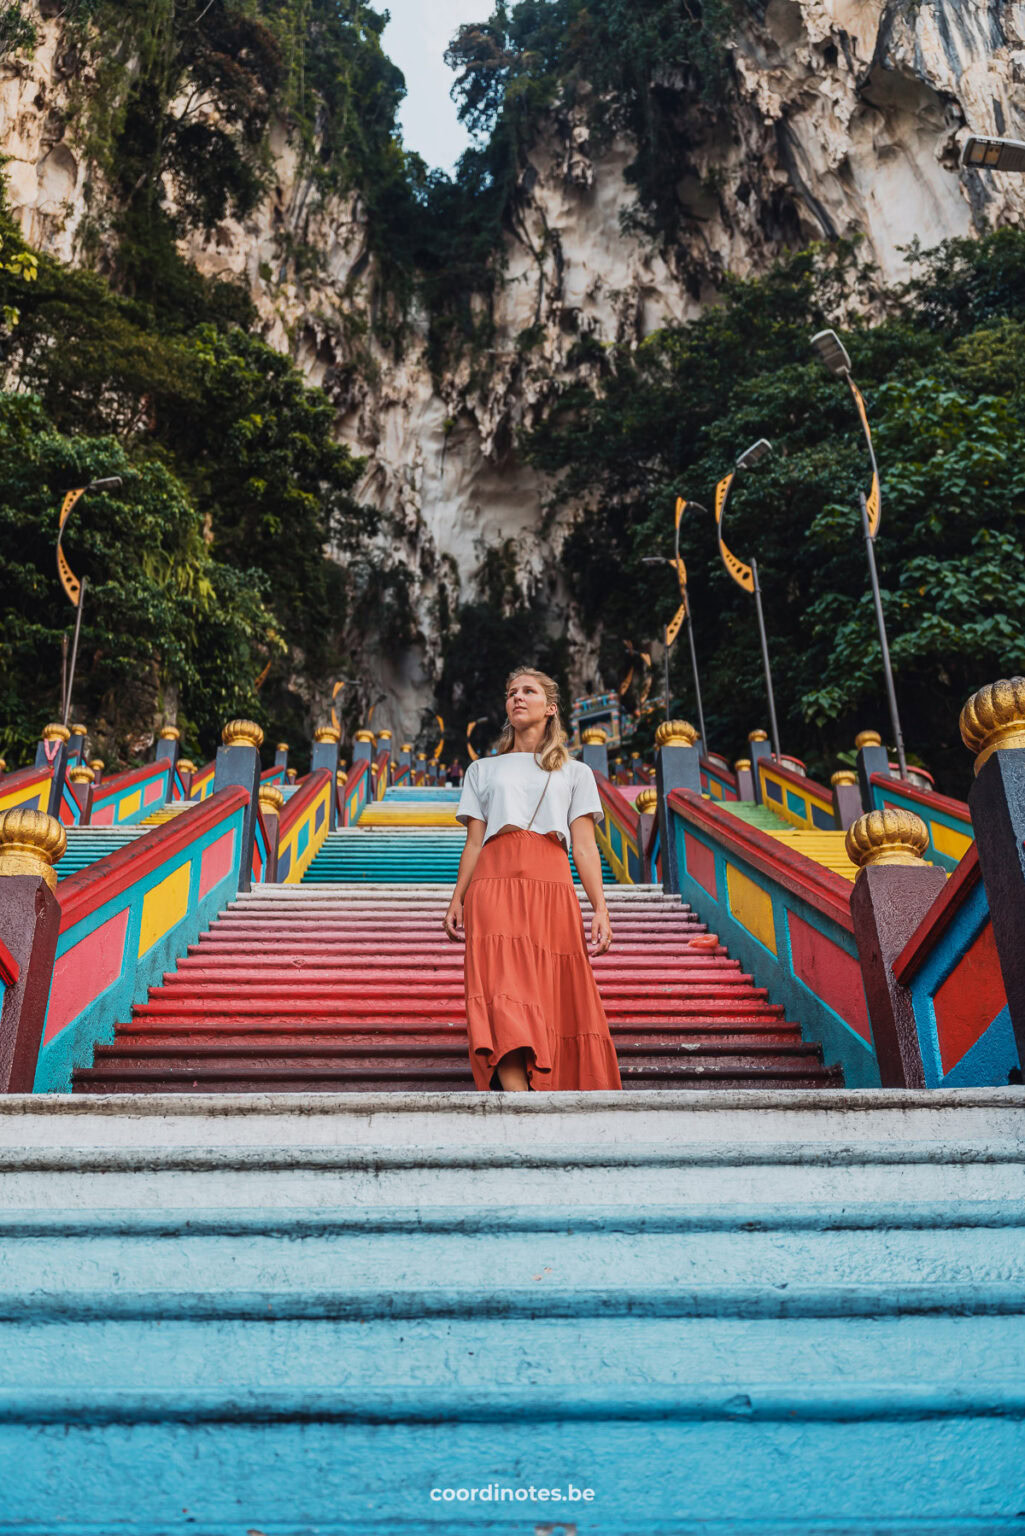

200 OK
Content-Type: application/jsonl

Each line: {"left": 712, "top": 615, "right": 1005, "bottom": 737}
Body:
{"left": 72, "top": 887, "right": 844, "bottom": 1094}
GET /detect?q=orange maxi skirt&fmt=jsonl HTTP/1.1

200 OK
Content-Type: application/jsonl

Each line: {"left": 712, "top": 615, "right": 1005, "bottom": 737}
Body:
{"left": 463, "top": 828, "right": 623, "bottom": 1091}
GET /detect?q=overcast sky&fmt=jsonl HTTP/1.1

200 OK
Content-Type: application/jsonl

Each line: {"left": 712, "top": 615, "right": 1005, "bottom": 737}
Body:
{"left": 381, "top": 0, "right": 489, "bottom": 172}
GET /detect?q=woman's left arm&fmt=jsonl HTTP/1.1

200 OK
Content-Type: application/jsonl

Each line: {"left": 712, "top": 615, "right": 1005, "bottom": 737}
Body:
{"left": 570, "top": 815, "right": 612, "bottom": 955}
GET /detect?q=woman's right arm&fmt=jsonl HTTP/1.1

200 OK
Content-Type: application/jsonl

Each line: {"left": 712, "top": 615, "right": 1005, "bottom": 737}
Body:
{"left": 444, "top": 820, "right": 485, "bottom": 942}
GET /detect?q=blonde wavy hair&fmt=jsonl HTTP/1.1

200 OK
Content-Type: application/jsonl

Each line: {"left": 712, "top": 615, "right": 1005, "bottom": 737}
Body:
{"left": 496, "top": 666, "right": 570, "bottom": 771}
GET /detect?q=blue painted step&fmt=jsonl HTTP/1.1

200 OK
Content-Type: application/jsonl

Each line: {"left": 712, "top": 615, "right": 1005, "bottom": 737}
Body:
{"left": 55, "top": 827, "right": 144, "bottom": 880}
{"left": 1, "top": 1091, "right": 1024, "bottom": 1533}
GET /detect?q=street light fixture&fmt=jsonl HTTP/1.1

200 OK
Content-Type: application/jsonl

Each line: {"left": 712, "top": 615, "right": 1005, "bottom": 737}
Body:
{"left": 641, "top": 493, "right": 710, "bottom": 746}
{"left": 962, "top": 135, "right": 1025, "bottom": 173}
{"left": 714, "top": 440, "right": 782, "bottom": 760}
{"left": 810, "top": 328, "right": 909, "bottom": 779}
{"left": 56, "top": 475, "right": 124, "bottom": 727}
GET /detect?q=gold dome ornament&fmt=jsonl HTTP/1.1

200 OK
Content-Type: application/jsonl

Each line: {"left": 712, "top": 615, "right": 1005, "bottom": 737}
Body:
{"left": 258, "top": 784, "right": 285, "bottom": 813}
{"left": 844, "top": 809, "right": 929, "bottom": 869}
{"left": 376, "top": 729, "right": 393, "bottom": 741}
{"left": 41, "top": 724, "right": 71, "bottom": 743}
{"left": 635, "top": 787, "right": 659, "bottom": 815}
{"left": 176, "top": 759, "right": 195, "bottom": 776}
{"left": 0, "top": 760, "right": 6, "bottom": 775}
{"left": 401, "top": 743, "right": 413, "bottom": 753}
{"left": 831, "top": 770, "right": 858, "bottom": 788}
{"left": 88, "top": 758, "right": 104, "bottom": 772}
{"left": 70, "top": 724, "right": 87, "bottom": 737}
{"left": 748, "top": 729, "right": 768, "bottom": 744}
{"left": 313, "top": 725, "right": 341, "bottom": 744}
{"left": 158, "top": 726, "right": 181, "bottom": 741}
{"left": 68, "top": 765, "right": 95, "bottom": 786}
{"left": 276, "top": 742, "right": 289, "bottom": 753}
{"left": 960, "top": 677, "right": 1025, "bottom": 775}
{"left": 854, "top": 730, "right": 883, "bottom": 750}
{"left": 0, "top": 809, "right": 67, "bottom": 891}
{"left": 655, "top": 720, "right": 698, "bottom": 749}
{"left": 221, "top": 720, "right": 264, "bottom": 749}
{"left": 354, "top": 729, "right": 375, "bottom": 744}
{"left": 733, "top": 758, "right": 751, "bottom": 772}
{"left": 581, "top": 726, "right": 609, "bottom": 745}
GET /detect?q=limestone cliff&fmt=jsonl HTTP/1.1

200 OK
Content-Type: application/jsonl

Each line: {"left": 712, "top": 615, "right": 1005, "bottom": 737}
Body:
{"left": 3, "top": 0, "right": 1023, "bottom": 741}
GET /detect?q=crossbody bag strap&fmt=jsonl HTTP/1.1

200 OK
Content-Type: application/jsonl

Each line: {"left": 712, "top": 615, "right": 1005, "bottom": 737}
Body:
{"left": 524, "top": 768, "right": 553, "bottom": 832}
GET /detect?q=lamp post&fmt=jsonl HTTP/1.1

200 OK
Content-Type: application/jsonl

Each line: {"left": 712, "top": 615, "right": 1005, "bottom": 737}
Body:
{"left": 961, "top": 135, "right": 1025, "bottom": 173}
{"left": 641, "top": 495, "right": 710, "bottom": 747}
{"left": 56, "top": 476, "right": 123, "bottom": 727}
{"left": 713, "top": 439, "right": 782, "bottom": 760}
{"left": 466, "top": 716, "right": 490, "bottom": 762}
{"left": 810, "top": 329, "right": 909, "bottom": 780}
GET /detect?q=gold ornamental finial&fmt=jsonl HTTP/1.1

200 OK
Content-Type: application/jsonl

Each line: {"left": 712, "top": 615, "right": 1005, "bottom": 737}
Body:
{"left": 831, "top": 769, "right": 858, "bottom": 788}
{"left": 0, "top": 760, "right": 6, "bottom": 775}
{"left": 159, "top": 726, "right": 181, "bottom": 741}
{"left": 844, "top": 809, "right": 929, "bottom": 869}
{"left": 401, "top": 742, "right": 413, "bottom": 752}
{"left": 733, "top": 758, "right": 751, "bottom": 772}
{"left": 276, "top": 742, "right": 289, "bottom": 753}
{"left": 221, "top": 719, "right": 264, "bottom": 749}
{"left": 286, "top": 768, "right": 297, "bottom": 783}
{"left": 41, "top": 723, "right": 71, "bottom": 743}
{"left": 960, "top": 677, "right": 1025, "bottom": 775}
{"left": 748, "top": 729, "right": 768, "bottom": 744}
{"left": 70, "top": 724, "right": 87, "bottom": 737}
{"left": 377, "top": 729, "right": 393, "bottom": 740}
{"left": 258, "top": 784, "right": 285, "bottom": 813}
{"left": 336, "top": 769, "right": 346, "bottom": 784}
{"left": 0, "top": 809, "right": 67, "bottom": 891}
{"left": 68, "top": 765, "right": 94, "bottom": 785}
{"left": 655, "top": 720, "right": 698, "bottom": 749}
{"left": 177, "top": 759, "right": 195, "bottom": 775}
{"left": 635, "top": 787, "right": 658, "bottom": 815}
{"left": 855, "top": 729, "right": 882, "bottom": 749}
{"left": 313, "top": 725, "right": 341, "bottom": 744}
{"left": 581, "top": 726, "right": 609, "bottom": 745}
{"left": 88, "top": 758, "right": 104, "bottom": 773}
{"left": 416, "top": 751, "right": 426, "bottom": 760}
{"left": 354, "top": 729, "right": 375, "bottom": 743}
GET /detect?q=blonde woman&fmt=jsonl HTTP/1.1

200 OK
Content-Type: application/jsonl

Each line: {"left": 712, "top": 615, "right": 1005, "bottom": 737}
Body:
{"left": 443, "top": 667, "right": 623, "bottom": 1093}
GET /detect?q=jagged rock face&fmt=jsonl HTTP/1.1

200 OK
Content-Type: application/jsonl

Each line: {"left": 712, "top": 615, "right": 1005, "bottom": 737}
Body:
{"left": 3, "top": 0, "right": 1024, "bottom": 740}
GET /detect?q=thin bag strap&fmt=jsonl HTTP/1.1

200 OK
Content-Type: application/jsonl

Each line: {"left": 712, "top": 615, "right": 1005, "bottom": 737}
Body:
{"left": 524, "top": 767, "right": 553, "bottom": 832}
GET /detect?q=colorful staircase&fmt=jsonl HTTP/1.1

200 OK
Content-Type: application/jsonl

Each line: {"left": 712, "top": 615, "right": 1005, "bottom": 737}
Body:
{"left": 3, "top": 1088, "right": 1024, "bottom": 1531}
{"left": 720, "top": 800, "right": 861, "bottom": 881}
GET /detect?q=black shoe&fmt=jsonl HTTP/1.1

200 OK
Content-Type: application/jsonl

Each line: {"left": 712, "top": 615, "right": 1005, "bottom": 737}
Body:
{"left": 489, "top": 1065, "right": 503, "bottom": 1091}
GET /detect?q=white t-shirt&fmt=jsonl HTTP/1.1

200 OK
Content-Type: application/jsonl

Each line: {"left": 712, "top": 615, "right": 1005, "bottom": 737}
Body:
{"left": 456, "top": 753, "right": 604, "bottom": 850}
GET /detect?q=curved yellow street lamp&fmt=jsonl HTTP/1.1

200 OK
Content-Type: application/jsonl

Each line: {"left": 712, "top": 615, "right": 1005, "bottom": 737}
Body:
{"left": 714, "top": 440, "right": 781, "bottom": 759}
{"left": 811, "top": 329, "right": 908, "bottom": 779}
{"left": 56, "top": 476, "right": 122, "bottom": 726}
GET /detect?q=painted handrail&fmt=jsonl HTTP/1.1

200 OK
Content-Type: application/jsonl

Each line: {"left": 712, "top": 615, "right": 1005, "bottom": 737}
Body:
{"left": 276, "top": 769, "right": 332, "bottom": 883}
{"left": 373, "top": 750, "right": 390, "bottom": 801}
{"left": 667, "top": 788, "right": 877, "bottom": 1087}
{"left": 869, "top": 772, "right": 972, "bottom": 872}
{"left": 36, "top": 787, "right": 249, "bottom": 1092}
{"left": 889, "top": 845, "right": 1015, "bottom": 1088}
{"left": 758, "top": 757, "right": 837, "bottom": 831}
{"left": 593, "top": 772, "right": 642, "bottom": 884}
{"left": 85, "top": 760, "right": 172, "bottom": 828}
{"left": 0, "top": 767, "right": 52, "bottom": 816}
{"left": 700, "top": 756, "right": 739, "bottom": 804}
{"left": 340, "top": 759, "right": 371, "bottom": 827}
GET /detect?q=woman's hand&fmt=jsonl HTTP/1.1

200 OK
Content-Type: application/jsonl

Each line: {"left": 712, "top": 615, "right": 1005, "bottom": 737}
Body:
{"left": 590, "top": 903, "right": 613, "bottom": 956}
{"left": 443, "top": 897, "right": 465, "bottom": 943}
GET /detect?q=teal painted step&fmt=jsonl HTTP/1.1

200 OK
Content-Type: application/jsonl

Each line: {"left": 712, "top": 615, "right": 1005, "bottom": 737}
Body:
{"left": 306, "top": 830, "right": 613, "bottom": 884}
{"left": 55, "top": 827, "right": 144, "bottom": 880}
{"left": 2, "top": 1090, "right": 1025, "bottom": 1533}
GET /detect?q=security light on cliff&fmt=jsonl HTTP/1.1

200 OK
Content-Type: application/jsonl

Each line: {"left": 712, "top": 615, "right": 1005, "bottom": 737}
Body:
{"left": 962, "top": 135, "right": 1025, "bottom": 173}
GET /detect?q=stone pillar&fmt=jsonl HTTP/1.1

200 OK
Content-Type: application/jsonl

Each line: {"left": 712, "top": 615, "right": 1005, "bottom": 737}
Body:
{"left": 213, "top": 719, "right": 263, "bottom": 895}
{"left": 847, "top": 809, "right": 941, "bottom": 1088}
{"left": 311, "top": 726, "right": 341, "bottom": 831}
{"left": 855, "top": 729, "right": 891, "bottom": 813}
{"left": 88, "top": 757, "right": 104, "bottom": 784}
{"left": 831, "top": 769, "right": 863, "bottom": 831}
{"left": 630, "top": 754, "right": 643, "bottom": 784}
{"left": 635, "top": 786, "right": 658, "bottom": 885}
{"left": 581, "top": 726, "right": 609, "bottom": 778}
{"left": 376, "top": 729, "right": 393, "bottom": 761}
{"left": 66, "top": 764, "right": 95, "bottom": 825}
{"left": 0, "top": 809, "right": 65, "bottom": 1093}
{"left": 155, "top": 725, "right": 180, "bottom": 775}
{"left": 34, "top": 724, "right": 70, "bottom": 819}
{"left": 960, "top": 678, "right": 1025, "bottom": 1064}
{"left": 654, "top": 720, "right": 702, "bottom": 896}
{"left": 274, "top": 741, "right": 289, "bottom": 773}
{"left": 353, "top": 729, "right": 375, "bottom": 764}
{"left": 257, "top": 783, "right": 284, "bottom": 884}
{"left": 176, "top": 759, "right": 195, "bottom": 799}
{"left": 399, "top": 742, "right": 413, "bottom": 778}
{"left": 747, "top": 729, "right": 772, "bottom": 804}
{"left": 733, "top": 757, "right": 755, "bottom": 803}
{"left": 415, "top": 751, "right": 427, "bottom": 785}
{"left": 69, "top": 724, "right": 88, "bottom": 763}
